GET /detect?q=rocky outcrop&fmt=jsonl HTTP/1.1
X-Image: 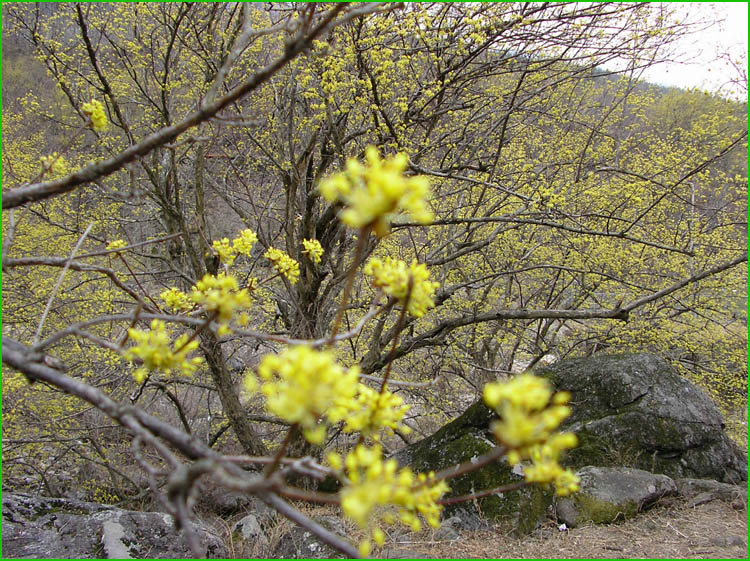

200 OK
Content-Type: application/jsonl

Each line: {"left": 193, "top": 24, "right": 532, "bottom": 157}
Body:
{"left": 554, "top": 466, "right": 677, "bottom": 527}
{"left": 389, "top": 353, "right": 746, "bottom": 533}
{"left": 389, "top": 399, "right": 552, "bottom": 535}
{"left": 538, "top": 353, "right": 747, "bottom": 483}
{"left": 1, "top": 493, "right": 225, "bottom": 559}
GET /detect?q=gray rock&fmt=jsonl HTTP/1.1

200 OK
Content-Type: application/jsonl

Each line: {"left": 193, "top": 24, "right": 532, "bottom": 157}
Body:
{"left": 390, "top": 400, "right": 552, "bottom": 536}
{"left": 1, "top": 492, "right": 225, "bottom": 559}
{"left": 273, "top": 515, "right": 351, "bottom": 559}
{"left": 554, "top": 466, "right": 677, "bottom": 527}
{"left": 538, "top": 353, "right": 747, "bottom": 484}
{"left": 233, "top": 514, "right": 268, "bottom": 544}
{"left": 710, "top": 535, "right": 746, "bottom": 548}
{"left": 675, "top": 477, "right": 748, "bottom": 504}
{"left": 434, "top": 521, "right": 460, "bottom": 541}
{"left": 439, "top": 513, "right": 488, "bottom": 533}
{"left": 387, "top": 353, "right": 745, "bottom": 535}
{"left": 194, "top": 480, "right": 253, "bottom": 515}
{"left": 686, "top": 491, "right": 717, "bottom": 508}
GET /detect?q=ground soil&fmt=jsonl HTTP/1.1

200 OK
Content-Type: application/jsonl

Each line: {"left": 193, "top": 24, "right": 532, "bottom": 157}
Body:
{"left": 396, "top": 496, "right": 748, "bottom": 559}
{"left": 222, "top": 492, "right": 747, "bottom": 559}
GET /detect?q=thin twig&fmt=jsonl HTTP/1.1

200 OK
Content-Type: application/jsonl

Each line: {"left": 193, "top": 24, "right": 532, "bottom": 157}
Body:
{"left": 259, "top": 492, "right": 360, "bottom": 558}
{"left": 328, "top": 227, "right": 369, "bottom": 342}
{"left": 34, "top": 222, "right": 94, "bottom": 345}
{"left": 379, "top": 275, "right": 413, "bottom": 393}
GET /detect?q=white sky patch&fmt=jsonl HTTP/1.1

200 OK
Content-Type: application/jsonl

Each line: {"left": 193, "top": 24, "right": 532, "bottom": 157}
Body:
{"left": 639, "top": 3, "right": 748, "bottom": 98}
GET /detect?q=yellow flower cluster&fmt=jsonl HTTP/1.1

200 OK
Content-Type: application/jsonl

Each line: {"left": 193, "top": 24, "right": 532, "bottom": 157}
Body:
{"left": 160, "top": 287, "right": 193, "bottom": 313}
{"left": 330, "top": 384, "right": 411, "bottom": 440}
{"left": 106, "top": 239, "right": 127, "bottom": 251}
{"left": 190, "top": 272, "right": 252, "bottom": 324}
{"left": 524, "top": 433, "right": 580, "bottom": 496}
{"left": 40, "top": 153, "right": 70, "bottom": 177}
{"left": 82, "top": 99, "right": 108, "bottom": 132}
{"left": 124, "top": 319, "right": 203, "bottom": 383}
{"left": 246, "top": 346, "right": 359, "bottom": 444}
{"left": 264, "top": 247, "right": 300, "bottom": 284}
{"left": 364, "top": 257, "right": 440, "bottom": 317}
{"left": 211, "top": 229, "right": 258, "bottom": 266}
{"left": 328, "top": 444, "right": 449, "bottom": 556}
{"left": 212, "top": 238, "right": 235, "bottom": 265}
{"left": 319, "top": 146, "right": 433, "bottom": 237}
{"left": 301, "top": 238, "right": 324, "bottom": 263}
{"left": 483, "top": 373, "right": 580, "bottom": 496}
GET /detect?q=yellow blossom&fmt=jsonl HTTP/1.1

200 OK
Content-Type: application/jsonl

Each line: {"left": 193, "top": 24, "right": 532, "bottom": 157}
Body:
{"left": 364, "top": 257, "right": 439, "bottom": 317}
{"left": 40, "top": 152, "right": 70, "bottom": 177}
{"left": 190, "top": 272, "right": 251, "bottom": 324}
{"left": 106, "top": 239, "right": 128, "bottom": 251}
{"left": 82, "top": 99, "right": 108, "bottom": 132}
{"left": 334, "top": 444, "right": 449, "bottom": 551}
{"left": 483, "top": 373, "right": 579, "bottom": 496}
{"left": 329, "top": 384, "right": 411, "bottom": 440}
{"left": 264, "top": 247, "right": 300, "bottom": 284}
{"left": 249, "top": 346, "right": 359, "bottom": 444}
{"left": 301, "top": 238, "right": 324, "bottom": 263}
{"left": 212, "top": 238, "right": 236, "bottom": 265}
{"left": 210, "top": 229, "right": 258, "bottom": 265}
{"left": 318, "top": 145, "right": 433, "bottom": 236}
{"left": 233, "top": 229, "right": 258, "bottom": 256}
{"left": 159, "top": 287, "right": 192, "bottom": 313}
{"left": 123, "top": 319, "right": 203, "bottom": 382}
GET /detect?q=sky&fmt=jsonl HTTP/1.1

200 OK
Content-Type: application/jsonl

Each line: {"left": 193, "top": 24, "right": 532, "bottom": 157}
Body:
{"left": 639, "top": 3, "right": 748, "bottom": 98}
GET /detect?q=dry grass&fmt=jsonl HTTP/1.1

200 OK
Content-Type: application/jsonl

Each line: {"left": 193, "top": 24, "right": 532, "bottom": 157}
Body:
{"left": 213, "top": 494, "right": 748, "bottom": 559}
{"left": 406, "top": 498, "right": 748, "bottom": 559}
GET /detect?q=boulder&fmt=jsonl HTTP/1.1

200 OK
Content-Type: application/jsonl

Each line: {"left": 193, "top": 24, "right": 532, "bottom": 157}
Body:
{"left": 554, "top": 466, "right": 677, "bottom": 527}
{"left": 233, "top": 514, "right": 268, "bottom": 544}
{"left": 388, "top": 353, "right": 746, "bottom": 533}
{"left": 538, "top": 353, "right": 747, "bottom": 483}
{"left": 675, "top": 478, "right": 748, "bottom": 506}
{"left": 390, "top": 399, "right": 552, "bottom": 535}
{"left": 1, "top": 492, "right": 225, "bottom": 559}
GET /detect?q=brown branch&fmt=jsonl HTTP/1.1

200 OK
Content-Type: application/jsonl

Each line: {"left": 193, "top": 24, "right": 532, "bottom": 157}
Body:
{"left": 2, "top": 3, "right": 366, "bottom": 209}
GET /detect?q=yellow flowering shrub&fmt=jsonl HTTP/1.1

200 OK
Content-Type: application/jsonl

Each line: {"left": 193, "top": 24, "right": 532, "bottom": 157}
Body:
{"left": 123, "top": 319, "right": 203, "bottom": 383}
{"left": 212, "top": 238, "right": 236, "bottom": 265}
{"left": 81, "top": 99, "right": 108, "bottom": 132}
{"left": 328, "top": 444, "right": 449, "bottom": 556}
{"left": 264, "top": 247, "right": 300, "bottom": 284}
{"left": 483, "top": 373, "right": 580, "bottom": 496}
{"left": 319, "top": 145, "right": 433, "bottom": 236}
{"left": 301, "top": 238, "right": 324, "bottom": 263}
{"left": 106, "top": 239, "right": 127, "bottom": 251}
{"left": 211, "top": 229, "right": 258, "bottom": 265}
{"left": 160, "top": 287, "right": 193, "bottom": 313}
{"left": 246, "top": 346, "right": 360, "bottom": 444}
{"left": 364, "top": 257, "right": 440, "bottom": 317}
{"left": 330, "top": 384, "right": 412, "bottom": 440}
{"left": 40, "top": 152, "right": 70, "bottom": 177}
{"left": 189, "top": 272, "right": 252, "bottom": 324}
{"left": 233, "top": 228, "right": 258, "bottom": 256}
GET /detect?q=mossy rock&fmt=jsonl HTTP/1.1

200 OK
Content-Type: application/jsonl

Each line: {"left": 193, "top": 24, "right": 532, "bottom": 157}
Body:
{"left": 554, "top": 466, "right": 677, "bottom": 527}
{"left": 390, "top": 401, "right": 552, "bottom": 535}
{"left": 537, "top": 353, "right": 747, "bottom": 483}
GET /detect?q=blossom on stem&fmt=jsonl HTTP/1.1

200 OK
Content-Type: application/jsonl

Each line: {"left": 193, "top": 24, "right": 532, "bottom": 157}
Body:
{"left": 123, "top": 319, "right": 203, "bottom": 382}
{"left": 82, "top": 99, "right": 108, "bottom": 132}
{"left": 483, "top": 373, "right": 580, "bottom": 496}
{"left": 364, "top": 257, "right": 439, "bottom": 317}
{"left": 264, "top": 247, "right": 300, "bottom": 284}
{"left": 319, "top": 146, "right": 433, "bottom": 237}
